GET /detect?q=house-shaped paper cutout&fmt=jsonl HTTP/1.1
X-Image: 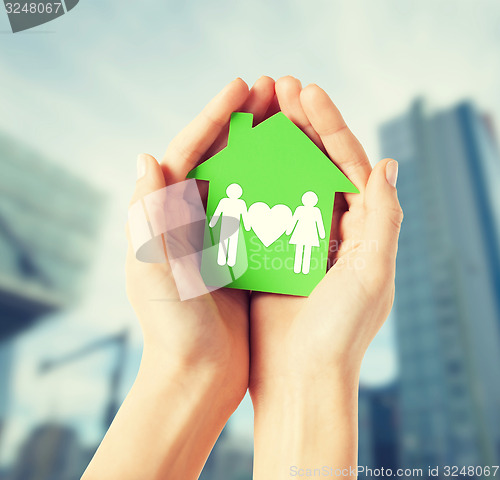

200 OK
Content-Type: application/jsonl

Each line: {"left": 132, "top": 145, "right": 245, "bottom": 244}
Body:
{"left": 187, "top": 112, "right": 358, "bottom": 296}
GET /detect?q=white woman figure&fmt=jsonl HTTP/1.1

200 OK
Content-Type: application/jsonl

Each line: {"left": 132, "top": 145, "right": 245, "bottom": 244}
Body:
{"left": 286, "top": 191, "right": 325, "bottom": 274}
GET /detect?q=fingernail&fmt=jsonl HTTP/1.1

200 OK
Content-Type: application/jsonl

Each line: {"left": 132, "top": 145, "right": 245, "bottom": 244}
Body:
{"left": 137, "top": 154, "right": 147, "bottom": 179}
{"left": 386, "top": 160, "right": 398, "bottom": 187}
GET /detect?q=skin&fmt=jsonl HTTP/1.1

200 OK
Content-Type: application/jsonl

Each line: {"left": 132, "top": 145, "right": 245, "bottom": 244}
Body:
{"left": 250, "top": 77, "right": 402, "bottom": 478}
{"left": 82, "top": 76, "right": 403, "bottom": 480}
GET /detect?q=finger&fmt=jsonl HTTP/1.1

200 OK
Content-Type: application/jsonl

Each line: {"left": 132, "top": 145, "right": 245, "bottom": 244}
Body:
{"left": 300, "top": 84, "right": 372, "bottom": 199}
{"left": 264, "top": 94, "right": 280, "bottom": 118}
{"left": 126, "top": 153, "right": 167, "bottom": 259}
{"left": 275, "top": 76, "right": 323, "bottom": 148}
{"left": 162, "top": 78, "right": 249, "bottom": 183}
{"left": 126, "top": 155, "right": 172, "bottom": 292}
{"left": 242, "top": 75, "right": 275, "bottom": 124}
{"left": 362, "top": 159, "right": 403, "bottom": 279}
{"left": 130, "top": 153, "right": 166, "bottom": 206}
{"left": 203, "top": 76, "right": 275, "bottom": 160}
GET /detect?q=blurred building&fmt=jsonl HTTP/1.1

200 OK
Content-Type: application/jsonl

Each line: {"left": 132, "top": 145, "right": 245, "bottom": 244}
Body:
{"left": 358, "top": 383, "right": 399, "bottom": 475}
{"left": 380, "top": 100, "right": 500, "bottom": 469}
{"left": 0, "top": 345, "right": 13, "bottom": 447}
{"left": 209, "top": 436, "right": 253, "bottom": 480}
{"left": 9, "top": 423, "right": 87, "bottom": 480}
{"left": 0, "top": 131, "right": 103, "bottom": 446}
{"left": 201, "top": 427, "right": 253, "bottom": 480}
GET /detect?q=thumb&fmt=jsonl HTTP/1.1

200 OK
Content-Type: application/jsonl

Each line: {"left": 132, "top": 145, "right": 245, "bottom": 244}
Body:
{"left": 363, "top": 158, "right": 403, "bottom": 276}
{"left": 126, "top": 153, "right": 167, "bottom": 253}
{"left": 130, "top": 153, "right": 167, "bottom": 206}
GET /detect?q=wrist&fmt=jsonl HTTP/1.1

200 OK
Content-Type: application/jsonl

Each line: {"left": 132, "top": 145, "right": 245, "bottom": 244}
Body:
{"left": 251, "top": 368, "right": 360, "bottom": 479}
{"left": 88, "top": 343, "right": 239, "bottom": 480}
{"left": 251, "top": 366, "right": 360, "bottom": 411}
{"left": 138, "top": 343, "right": 246, "bottom": 416}
{"left": 250, "top": 359, "right": 361, "bottom": 405}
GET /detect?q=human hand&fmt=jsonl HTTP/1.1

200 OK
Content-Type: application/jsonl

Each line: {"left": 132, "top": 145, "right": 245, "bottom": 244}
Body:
{"left": 125, "top": 76, "right": 276, "bottom": 411}
{"left": 248, "top": 77, "right": 403, "bottom": 478}
{"left": 84, "top": 78, "right": 279, "bottom": 480}
{"left": 249, "top": 76, "right": 403, "bottom": 394}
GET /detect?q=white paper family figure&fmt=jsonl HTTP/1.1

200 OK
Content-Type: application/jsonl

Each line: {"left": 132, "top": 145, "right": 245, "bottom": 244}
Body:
{"left": 285, "top": 191, "right": 325, "bottom": 274}
{"left": 209, "top": 183, "right": 248, "bottom": 267}
{"left": 209, "top": 184, "right": 325, "bottom": 274}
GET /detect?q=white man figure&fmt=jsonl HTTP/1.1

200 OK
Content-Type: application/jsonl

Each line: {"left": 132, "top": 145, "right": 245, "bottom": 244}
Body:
{"left": 286, "top": 191, "right": 325, "bottom": 274}
{"left": 209, "top": 183, "right": 249, "bottom": 267}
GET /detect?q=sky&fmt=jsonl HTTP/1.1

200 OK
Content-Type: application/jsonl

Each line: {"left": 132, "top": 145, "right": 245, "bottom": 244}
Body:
{"left": 1, "top": 0, "right": 500, "bottom": 467}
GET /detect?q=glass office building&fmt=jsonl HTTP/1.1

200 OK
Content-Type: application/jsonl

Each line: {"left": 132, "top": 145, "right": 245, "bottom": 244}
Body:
{"left": 379, "top": 100, "right": 500, "bottom": 470}
{"left": 358, "top": 383, "right": 399, "bottom": 475}
{"left": 0, "top": 131, "right": 102, "bottom": 442}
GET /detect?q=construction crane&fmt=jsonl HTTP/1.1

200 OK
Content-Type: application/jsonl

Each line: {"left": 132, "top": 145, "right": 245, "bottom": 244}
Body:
{"left": 38, "top": 329, "right": 129, "bottom": 432}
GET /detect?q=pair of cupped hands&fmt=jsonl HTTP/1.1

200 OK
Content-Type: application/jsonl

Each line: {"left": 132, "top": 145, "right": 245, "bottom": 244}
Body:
{"left": 126, "top": 76, "right": 403, "bottom": 417}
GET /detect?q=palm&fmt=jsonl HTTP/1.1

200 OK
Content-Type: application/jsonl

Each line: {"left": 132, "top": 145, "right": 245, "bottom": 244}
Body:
{"left": 250, "top": 203, "right": 372, "bottom": 382}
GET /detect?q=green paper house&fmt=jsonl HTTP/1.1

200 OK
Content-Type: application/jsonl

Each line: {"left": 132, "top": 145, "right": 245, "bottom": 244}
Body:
{"left": 187, "top": 112, "right": 358, "bottom": 296}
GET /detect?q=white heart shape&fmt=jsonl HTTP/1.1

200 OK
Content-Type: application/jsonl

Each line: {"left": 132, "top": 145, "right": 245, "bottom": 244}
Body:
{"left": 247, "top": 202, "right": 292, "bottom": 247}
